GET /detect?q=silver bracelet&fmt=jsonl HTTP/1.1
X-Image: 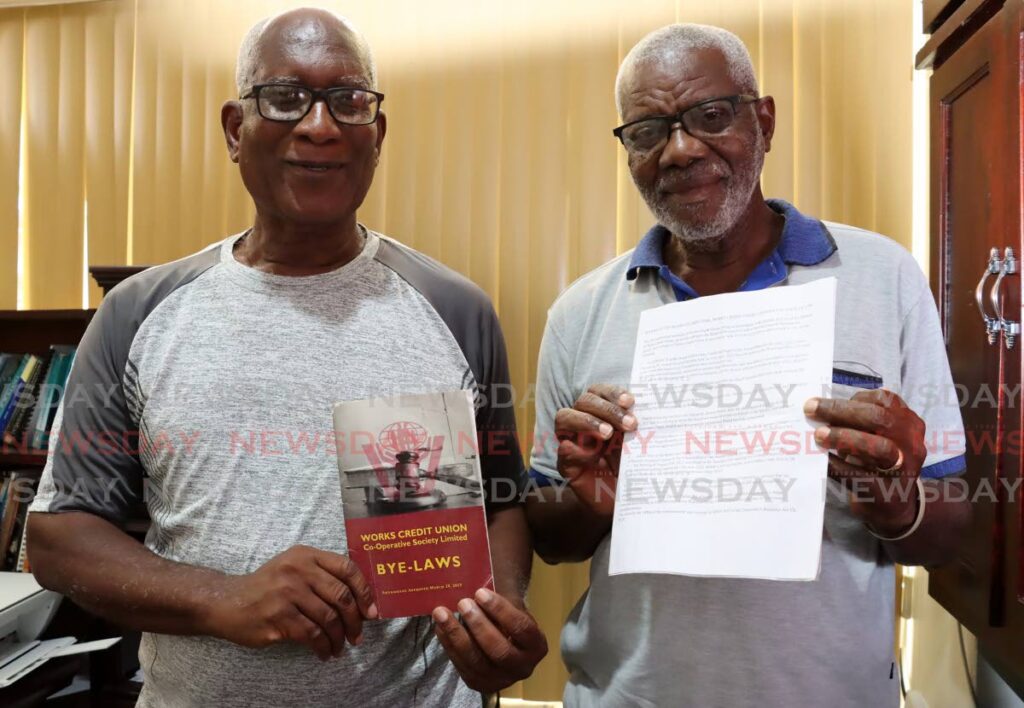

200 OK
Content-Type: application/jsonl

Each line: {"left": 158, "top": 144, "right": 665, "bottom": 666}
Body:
{"left": 867, "top": 477, "right": 927, "bottom": 542}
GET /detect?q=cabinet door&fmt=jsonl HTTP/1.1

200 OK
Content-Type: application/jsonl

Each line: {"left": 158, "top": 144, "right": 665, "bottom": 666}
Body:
{"left": 927, "top": 3, "right": 1020, "bottom": 635}
{"left": 984, "top": 1, "right": 1024, "bottom": 694}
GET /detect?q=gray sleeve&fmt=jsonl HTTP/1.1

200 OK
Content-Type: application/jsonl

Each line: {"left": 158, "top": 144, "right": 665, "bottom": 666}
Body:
{"left": 374, "top": 239, "right": 527, "bottom": 508}
{"left": 529, "top": 312, "right": 576, "bottom": 480}
{"left": 900, "top": 282, "right": 966, "bottom": 479}
{"left": 29, "top": 247, "right": 220, "bottom": 524}
{"left": 29, "top": 290, "right": 144, "bottom": 523}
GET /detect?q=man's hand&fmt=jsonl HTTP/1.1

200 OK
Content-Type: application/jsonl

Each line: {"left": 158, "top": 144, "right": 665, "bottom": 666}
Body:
{"left": 205, "top": 545, "right": 378, "bottom": 661}
{"left": 554, "top": 384, "right": 637, "bottom": 518}
{"left": 805, "top": 389, "right": 928, "bottom": 536}
{"left": 431, "top": 588, "right": 547, "bottom": 694}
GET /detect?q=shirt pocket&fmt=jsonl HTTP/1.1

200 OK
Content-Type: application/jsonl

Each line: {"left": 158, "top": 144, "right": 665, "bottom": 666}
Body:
{"left": 828, "top": 366, "right": 884, "bottom": 402}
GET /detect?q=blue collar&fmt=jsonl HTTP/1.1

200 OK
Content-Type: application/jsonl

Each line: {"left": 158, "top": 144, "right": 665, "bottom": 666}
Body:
{"left": 625, "top": 199, "right": 837, "bottom": 300}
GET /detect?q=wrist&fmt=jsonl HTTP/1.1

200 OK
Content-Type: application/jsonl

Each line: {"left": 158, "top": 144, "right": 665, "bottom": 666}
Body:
{"left": 852, "top": 477, "right": 917, "bottom": 533}
{"left": 194, "top": 572, "right": 238, "bottom": 639}
{"left": 865, "top": 478, "right": 926, "bottom": 542}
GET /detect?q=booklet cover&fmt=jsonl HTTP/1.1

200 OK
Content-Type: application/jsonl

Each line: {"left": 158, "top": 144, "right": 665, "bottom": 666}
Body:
{"left": 333, "top": 390, "right": 494, "bottom": 618}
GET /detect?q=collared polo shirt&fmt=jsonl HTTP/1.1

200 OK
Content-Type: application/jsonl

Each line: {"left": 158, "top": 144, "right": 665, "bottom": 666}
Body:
{"left": 530, "top": 201, "right": 966, "bottom": 707}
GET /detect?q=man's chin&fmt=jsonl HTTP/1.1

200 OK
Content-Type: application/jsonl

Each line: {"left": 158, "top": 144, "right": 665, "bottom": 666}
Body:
{"left": 278, "top": 200, "right": 358, "bottom": 227}
{"left": 651, "top": 206, "right": 729, "bottom": 244}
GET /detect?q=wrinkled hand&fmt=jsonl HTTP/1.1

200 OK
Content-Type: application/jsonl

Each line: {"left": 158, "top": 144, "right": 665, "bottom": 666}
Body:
{"left": 206, "top": 545, "right": 378, "bottom": 660}
{"left": 805, "top": 389, "right": 927, "bottom": 536}
{"left": 432, "top": 589, "right": 548, "bottom": 693}
{"left": 554, "top": 384, "right": 637, "bottom": 518}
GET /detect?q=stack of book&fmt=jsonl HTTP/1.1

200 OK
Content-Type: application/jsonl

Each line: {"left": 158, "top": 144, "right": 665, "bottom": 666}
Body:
{"left": 0, "top": 346, "right": 76, "bottom": 452}
{"left": 0, "top": 470, "right": 36, "bottom": 571}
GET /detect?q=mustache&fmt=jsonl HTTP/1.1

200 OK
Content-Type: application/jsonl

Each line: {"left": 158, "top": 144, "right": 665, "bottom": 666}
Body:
{"left": 656, "top": 164, "right": 730, "bottom": 192}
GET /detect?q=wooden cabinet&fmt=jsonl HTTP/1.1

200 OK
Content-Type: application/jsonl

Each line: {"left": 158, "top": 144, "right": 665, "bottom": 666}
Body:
{"left": 0, "top": 266, "right": 147, "bottom": 705}
{"left": 918, "top": 0, "right": 1024, "bottom": 694}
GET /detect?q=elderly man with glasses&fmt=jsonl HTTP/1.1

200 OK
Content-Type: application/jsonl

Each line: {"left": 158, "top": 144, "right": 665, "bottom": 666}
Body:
{"left": 526, "top": 23, "right": 969, "bottom": 708}
{"left": 26, "top": 8, "right": 545, "bottom": 707}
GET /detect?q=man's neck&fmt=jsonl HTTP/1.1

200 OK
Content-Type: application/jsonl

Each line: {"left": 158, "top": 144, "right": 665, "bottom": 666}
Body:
{"left": 663, "top": 197, "right": 784, "bottom": 297}
{"left": 235, "top": 213, "right": 365, "bottom": 276}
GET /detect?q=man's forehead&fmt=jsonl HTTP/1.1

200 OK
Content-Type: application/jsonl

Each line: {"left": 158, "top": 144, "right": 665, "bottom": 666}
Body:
{"left": 621, "top": 47, "right": 735, "bottom": 113}
{"left": 267, "top": 14, "right": 351, "bottom": 47}
{"left": 630, "top": 47, "right": 731, "bottom": 92}
{"left": 254, "top": 15, "right": 368, "bottom": 82}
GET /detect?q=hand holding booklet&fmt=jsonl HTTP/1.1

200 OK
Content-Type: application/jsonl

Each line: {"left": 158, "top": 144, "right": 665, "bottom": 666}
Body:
{"left": 333, "top": 390, "right": 494, "bottom": 618}
{"left": 609, "top": 277, "right": 837, "bottom": 581}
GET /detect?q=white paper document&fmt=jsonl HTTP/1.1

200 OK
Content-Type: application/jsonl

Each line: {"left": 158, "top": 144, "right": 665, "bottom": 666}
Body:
{"left": 608, "top": 277, "right": 837, "bottom": 580}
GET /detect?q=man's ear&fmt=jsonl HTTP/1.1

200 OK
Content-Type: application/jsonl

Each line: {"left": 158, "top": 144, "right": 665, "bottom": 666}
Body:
{"left": 374, "top": 110, "right": 387, "bottom": 162}
{"left": 222, "top": 100, "right": 244, "bottom": 163}
{"left": 755, "top": 96, "right": 776, "bottom": 152}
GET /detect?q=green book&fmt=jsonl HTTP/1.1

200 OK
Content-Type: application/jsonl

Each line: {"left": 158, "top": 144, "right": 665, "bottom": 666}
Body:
{"left": 0, "top": 356, "right": 30, "bottom": 422}
{"left": 5, "top": 354, "right": 47, "bottom": 445}
{"left": 25, "top": 350, "right": 60, "bottom": 449}
{"left": 31, "top": 347, "right": 76, "bottom": 450}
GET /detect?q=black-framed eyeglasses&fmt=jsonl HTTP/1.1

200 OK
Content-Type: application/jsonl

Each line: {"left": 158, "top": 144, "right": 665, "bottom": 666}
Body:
{"left": 612, "top": 94, "right": 759, "bottom": 154}
{"left": 240, "top": 83, "right": 385, "bottom": 125}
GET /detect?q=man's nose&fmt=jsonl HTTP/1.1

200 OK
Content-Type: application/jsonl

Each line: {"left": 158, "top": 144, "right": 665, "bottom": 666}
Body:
{"left": 658, "top": 123, "right": 711, "bottom": 169}
{"left": 294, "top": 100, "right": 342, "bottom": 142}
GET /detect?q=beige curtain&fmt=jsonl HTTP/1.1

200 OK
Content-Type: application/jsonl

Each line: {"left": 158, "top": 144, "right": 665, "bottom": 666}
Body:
{"left": 0, "top": 0, "right": 915, "bottom": 699}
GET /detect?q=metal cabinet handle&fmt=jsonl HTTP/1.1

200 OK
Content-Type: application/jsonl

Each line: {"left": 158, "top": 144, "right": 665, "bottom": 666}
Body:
{"left": 991, "top": 247, "right": 1020, "bottom": 350}
{"left": 977, "top": 247, "right": 1003, "bottom": 344}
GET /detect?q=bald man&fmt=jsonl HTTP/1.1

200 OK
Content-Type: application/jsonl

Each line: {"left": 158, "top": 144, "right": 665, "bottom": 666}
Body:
{"left": 27, "top": 9, "right": 544, "bottom": 707}
{"left": 526, "top": 24, "right": 968, "bottom": 707}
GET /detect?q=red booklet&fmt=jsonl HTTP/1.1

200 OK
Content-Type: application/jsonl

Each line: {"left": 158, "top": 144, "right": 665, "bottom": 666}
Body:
{"left": 333, "top": 390, "right": 494, "bottom": 618}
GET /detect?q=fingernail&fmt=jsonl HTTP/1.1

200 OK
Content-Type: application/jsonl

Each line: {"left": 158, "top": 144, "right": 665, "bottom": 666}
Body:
{"left": 475, "top": 588, "right": 493, "bottom": 604}
{"left": 598, "top": 423, "right": 613, "bottom": 438}
{"left": 367, "top": 603, "right": 379, "bottom": 620}
{"left": 814, "top": 426, "right": 830, "bottom": 443}
{"left": 432, "top": 607, "right": 449, "bottom": 623}
{"left": 619, "top": 393, "right": 633, "bottom": 406}
{"left": 622, "top": 414, "right": 636, "bottom": 429}
{"left": 354, "top": 633, "right": 363, "bottom": 646}
{"left": 457, "top": 598, "right": 475, "bottom": 615}
{"left": 804, "top": 398, "right": 819, "bottom": 416}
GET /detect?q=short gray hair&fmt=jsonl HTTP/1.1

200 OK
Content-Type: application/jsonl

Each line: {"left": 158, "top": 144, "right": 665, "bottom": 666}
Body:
{"left": 615, "top": 24, "right": 758, "bottom": 118}
{"left": 235, "top": 9, "right": 378, "bottom": 95}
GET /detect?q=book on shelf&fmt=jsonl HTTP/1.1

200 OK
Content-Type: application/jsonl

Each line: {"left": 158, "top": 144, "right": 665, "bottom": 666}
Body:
{"left": 0, "top": 355, "right": 33, "bottom": 432}
{"left": 0, "top": 470, "right": 37, "bottom": 571}
{"left": 0, "top": 346, "right": 76, "bottom": 452}
{"left": 333, "top": 390, "right": 493, "bottom": 619}
{"left": 15, "top": 518, "right": 29, "bottom": 572}
{"left": 3, "top": 351, "right": 49, "bottom": 446}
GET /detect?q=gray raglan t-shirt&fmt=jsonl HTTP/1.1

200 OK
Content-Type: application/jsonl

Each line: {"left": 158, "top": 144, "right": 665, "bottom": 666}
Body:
{"left": 30, "top": 229, "right": 526, "bottom": 708}
{"left": 531, "top": 204, "right": 966, "bottom": 708}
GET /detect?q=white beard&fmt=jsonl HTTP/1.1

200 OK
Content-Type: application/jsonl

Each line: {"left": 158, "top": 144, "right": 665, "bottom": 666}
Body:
{"left": 639, "top": 130, "right": 766, "bottom": 247}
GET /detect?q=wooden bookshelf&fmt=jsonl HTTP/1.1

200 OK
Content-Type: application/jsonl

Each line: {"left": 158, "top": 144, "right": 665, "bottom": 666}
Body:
{"left": 0, "top": 309, "right": 95, "bottom": 469}
{"left": 0, "top": 450, "right": 48, "bottom": 467}
{"left": 0, "top": 309, "right": 94, "bottom": 353}
{"left": 0, "top": 270, "right": 147, "bottom": 706}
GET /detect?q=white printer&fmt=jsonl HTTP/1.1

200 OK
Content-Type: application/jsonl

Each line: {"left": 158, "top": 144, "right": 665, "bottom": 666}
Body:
{"left": 0, "top": 572, "right": 119, "bottom": 688}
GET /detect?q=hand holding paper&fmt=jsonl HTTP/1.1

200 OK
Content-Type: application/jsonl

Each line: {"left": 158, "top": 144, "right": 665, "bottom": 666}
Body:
{"left": 607, "top": 277, "right": 838, "bottom": 580}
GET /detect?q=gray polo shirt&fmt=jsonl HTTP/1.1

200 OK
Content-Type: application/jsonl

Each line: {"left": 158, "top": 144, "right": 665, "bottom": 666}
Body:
{"left": 530, "top": 200, "right": 965, "bottom": 708}
{"left": 30, "top": 229, "right": 526, "bottom": 707}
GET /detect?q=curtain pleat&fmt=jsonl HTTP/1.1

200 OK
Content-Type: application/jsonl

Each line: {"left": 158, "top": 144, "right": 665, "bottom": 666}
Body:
{"left": 24, "top": 4, "right": 85, "bottom": 308}
{"left": 0, "top": 9, "right": 24, "bottom": 308}
{"left": 83, "top": 0, "right": 131, "bottom": 306}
